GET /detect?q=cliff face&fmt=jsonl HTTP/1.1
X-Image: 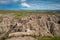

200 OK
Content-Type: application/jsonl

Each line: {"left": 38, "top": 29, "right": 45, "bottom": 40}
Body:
{"left": 0, "top": 14, "right": 60, "bottom": 40}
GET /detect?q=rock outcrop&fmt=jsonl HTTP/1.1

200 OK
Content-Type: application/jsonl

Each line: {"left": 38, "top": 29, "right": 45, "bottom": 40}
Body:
{"left": 0, "top": 14, "right": 60, "bottom": 40}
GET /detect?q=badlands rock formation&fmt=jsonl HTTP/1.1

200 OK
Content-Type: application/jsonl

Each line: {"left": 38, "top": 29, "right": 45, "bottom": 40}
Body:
{"left": 0, "top": 14, "right": 60, "bottom": 40}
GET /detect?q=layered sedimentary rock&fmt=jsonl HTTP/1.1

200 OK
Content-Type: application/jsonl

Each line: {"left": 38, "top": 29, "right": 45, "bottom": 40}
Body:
{"left": 0, "top": 14, "right": 60, "bottom": 40}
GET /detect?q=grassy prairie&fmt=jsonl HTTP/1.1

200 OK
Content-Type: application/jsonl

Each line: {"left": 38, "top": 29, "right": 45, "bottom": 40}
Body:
{"left": 0, "top": 10, "right": 60, "bottom": 19}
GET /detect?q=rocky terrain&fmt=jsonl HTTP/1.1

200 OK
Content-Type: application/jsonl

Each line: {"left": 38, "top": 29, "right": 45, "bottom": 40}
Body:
{"left": 0, "top": 14, "right": 60, "bottom": 40}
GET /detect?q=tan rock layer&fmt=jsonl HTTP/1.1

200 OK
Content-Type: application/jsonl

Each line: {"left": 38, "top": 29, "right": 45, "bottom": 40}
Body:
{"left": 0, "top": 14, "right": 60, "bottom": 38}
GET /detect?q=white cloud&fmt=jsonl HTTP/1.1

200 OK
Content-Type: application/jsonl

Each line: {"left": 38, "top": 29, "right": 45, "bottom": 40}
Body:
{"left": 0, "top": 0, "right": 19, "bottom": 4}
{"left": 0, "top": 0, "right": 31, "bottom": 7}
{"left": 21, "top": 2, "right": 31, "bottom": 7}
{"left": 21, "top": 0, "right": 31, "bottom": 7}
{"left": 0, "top": 0, "right": 10, "bottom": 4}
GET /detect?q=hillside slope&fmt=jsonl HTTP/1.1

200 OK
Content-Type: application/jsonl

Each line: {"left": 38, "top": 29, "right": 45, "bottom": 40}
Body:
{"left": 0, "top": 14, "right": 60, "bottom": 40}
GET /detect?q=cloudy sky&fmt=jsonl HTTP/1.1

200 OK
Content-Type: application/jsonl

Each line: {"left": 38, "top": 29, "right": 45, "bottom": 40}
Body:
{"left": 0, "top": 0, "right": 60, "bottom": 10}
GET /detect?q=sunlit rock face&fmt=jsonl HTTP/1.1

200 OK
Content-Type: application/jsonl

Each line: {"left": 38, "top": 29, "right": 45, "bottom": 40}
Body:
{"left": 14, "top": 14, "right": 60, "bottom": 37}
{"left": 6, "top": 36, "right": 35, "bottom": 40}
{"left": 0, "top": 14, "right": 60, "bottom": 40}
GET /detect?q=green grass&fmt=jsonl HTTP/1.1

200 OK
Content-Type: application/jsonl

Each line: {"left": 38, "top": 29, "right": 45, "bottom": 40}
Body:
{"left": 37, "top": 36, "right": 60, "bottom": 40}
{"left": 0, "top": 10, "right": 60, "bottom": 19}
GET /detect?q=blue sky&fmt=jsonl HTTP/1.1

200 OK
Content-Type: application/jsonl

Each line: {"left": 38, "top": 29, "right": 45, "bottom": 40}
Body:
{"left": 0, "top": 0, "right": 60, "bottom": 10}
